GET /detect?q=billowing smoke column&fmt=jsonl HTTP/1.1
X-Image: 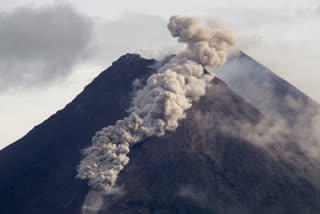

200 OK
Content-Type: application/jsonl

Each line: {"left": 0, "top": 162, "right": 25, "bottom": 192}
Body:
{"left": 77, "top": 15, "right": 236, "bottom": 193}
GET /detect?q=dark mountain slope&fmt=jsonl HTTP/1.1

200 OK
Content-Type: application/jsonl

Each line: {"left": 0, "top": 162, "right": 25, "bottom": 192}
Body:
{"left": 0, "top": 54, "right": 320, "bottom": 214}
{"left": 0, "top": 54, "right": 156, "bottom": 214}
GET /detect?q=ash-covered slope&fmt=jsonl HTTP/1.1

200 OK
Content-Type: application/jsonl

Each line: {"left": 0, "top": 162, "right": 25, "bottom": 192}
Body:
{"left": 0, "top": 54, "right": 320, "bottom": 214}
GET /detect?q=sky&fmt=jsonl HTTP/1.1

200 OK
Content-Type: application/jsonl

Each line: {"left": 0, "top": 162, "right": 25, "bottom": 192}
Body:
{"left": 0, "top": 0, "right": 319, "bottom": 149}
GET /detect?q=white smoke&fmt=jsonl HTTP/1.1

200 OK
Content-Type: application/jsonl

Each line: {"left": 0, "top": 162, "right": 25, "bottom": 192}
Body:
{"left": 77, "top": 15, "right": 236, "bottom": 194}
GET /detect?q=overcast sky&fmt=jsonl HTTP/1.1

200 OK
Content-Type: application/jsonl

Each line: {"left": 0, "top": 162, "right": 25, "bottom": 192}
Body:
{"left": 0, "top": 0, "right": 319, "bottom": 149}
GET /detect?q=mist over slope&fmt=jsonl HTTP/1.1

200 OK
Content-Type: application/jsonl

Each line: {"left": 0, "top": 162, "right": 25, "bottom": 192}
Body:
{"left": 217, "top": 52, "right": 320, "bottom": 186}
{"left": 217, "top": 51, "right": 320, "bottom": 122}
{"left": 0, "top": 53, "right": 319, "bottom": 213}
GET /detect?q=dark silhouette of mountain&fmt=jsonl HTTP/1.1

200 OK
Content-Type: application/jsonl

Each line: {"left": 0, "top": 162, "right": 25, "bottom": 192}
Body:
{"left": 1, "top": 53, "right": 320, "bottom": 214}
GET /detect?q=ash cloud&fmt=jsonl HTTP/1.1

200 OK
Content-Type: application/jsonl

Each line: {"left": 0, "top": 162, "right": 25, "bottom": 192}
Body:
{"left": 77, "top": 15, "right": 235, "bottom": 194}
{"left": 0, "top": 4, "right": 92, "bottom": 92}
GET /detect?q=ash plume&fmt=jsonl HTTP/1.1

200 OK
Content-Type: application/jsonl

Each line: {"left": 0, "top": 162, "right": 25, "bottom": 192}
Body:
{"left": 77, "top": 15, "right": 236, "bottom": 194}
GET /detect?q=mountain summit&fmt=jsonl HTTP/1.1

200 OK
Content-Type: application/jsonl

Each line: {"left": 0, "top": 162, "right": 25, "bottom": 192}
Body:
{"left": 1, "top": 53, "right": 320, "bottom": 214}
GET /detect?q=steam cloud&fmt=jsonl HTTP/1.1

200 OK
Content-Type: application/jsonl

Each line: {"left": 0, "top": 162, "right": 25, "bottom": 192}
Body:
{"left": 77, "top": 15, "right": 236, "bottom": 193}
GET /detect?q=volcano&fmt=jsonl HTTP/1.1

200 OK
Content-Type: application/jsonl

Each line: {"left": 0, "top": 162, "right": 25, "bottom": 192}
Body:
{"left": 0, "top": 53, "right": 320, "bottom": 214}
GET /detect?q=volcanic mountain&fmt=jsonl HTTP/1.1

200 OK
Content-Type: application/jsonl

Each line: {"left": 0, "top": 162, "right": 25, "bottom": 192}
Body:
{"left": 1, "top": 53, "right": 320, "bottom": 214}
